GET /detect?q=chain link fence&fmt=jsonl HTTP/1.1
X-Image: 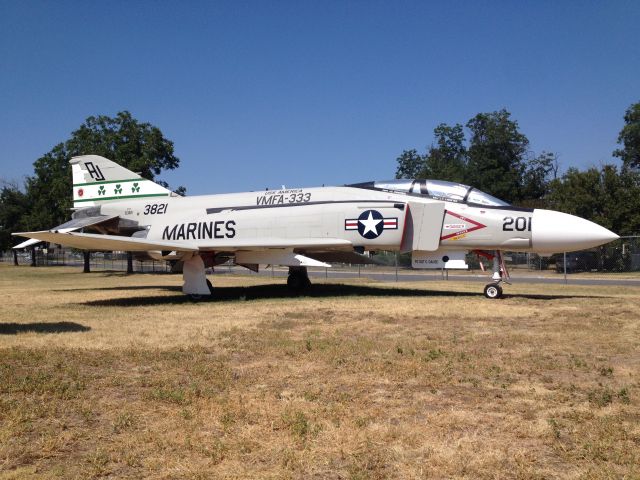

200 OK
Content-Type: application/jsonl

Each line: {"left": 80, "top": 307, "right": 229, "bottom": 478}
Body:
{"left": 349, "top": 236, "right": 640, "bottom": 274}
{"left": 511, "top": 236, "right": 640, "bottom": 273}
{"left": 1, "top": 248, "right": 171, "bottom": 273}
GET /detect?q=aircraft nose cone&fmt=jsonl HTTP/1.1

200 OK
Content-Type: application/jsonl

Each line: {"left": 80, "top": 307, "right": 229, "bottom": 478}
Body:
{"left": 532, "top": 209, "right": 619, "bottom": 253}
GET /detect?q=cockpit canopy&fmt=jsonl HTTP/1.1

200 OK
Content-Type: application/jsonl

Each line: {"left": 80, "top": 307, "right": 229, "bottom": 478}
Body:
{"left": 348, "top": 179, "right": 510, "bottom": 207}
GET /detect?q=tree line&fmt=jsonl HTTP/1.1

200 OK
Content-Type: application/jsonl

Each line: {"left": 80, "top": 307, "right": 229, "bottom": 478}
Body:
{"left": 395, "top": 102, "right": 640, "bottom": 236}
{"left": 0, "top": 111, "right": 182, "bottom": 251}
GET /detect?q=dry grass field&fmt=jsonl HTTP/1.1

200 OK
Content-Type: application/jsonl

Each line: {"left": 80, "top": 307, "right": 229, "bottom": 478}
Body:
{"left": 0, "top": 264, "right": 639, "bottom": 479}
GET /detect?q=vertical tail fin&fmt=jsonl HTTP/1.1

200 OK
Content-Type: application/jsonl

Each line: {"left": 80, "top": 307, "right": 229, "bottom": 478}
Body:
{"left": 71, "top": 155, "right": 172, "bottom": 208}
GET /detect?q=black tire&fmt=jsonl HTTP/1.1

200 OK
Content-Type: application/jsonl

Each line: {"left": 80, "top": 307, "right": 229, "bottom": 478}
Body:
{"left": 484, "top": 283, "right": 503, "bottom": 299}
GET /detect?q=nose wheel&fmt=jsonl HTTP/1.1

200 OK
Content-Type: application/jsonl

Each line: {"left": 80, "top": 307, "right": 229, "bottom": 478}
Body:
{"left": 476, "top": 250, "right": 510, "bottom": 299}
{"left": 483, "top": 282, "right": 503, "bottom": 299}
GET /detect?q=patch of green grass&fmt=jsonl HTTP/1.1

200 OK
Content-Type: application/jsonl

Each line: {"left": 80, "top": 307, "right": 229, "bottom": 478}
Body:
{"left": 547, "top": 418, "right": 561, "bottom": 439}
{"left": 617, "top": 387, "right": 631, "bottom": 404}
{"left": 113, "top": 411, "right": 136, "bottom": 433}
{"left": 588, "top": 387, "right": 614, "bottom": 407}
{"left": 281, "top": 409, "right": 320, "bottom": 440}
{"left": 424, "top": 348, "right": 444, "bottom": 361}
{"left": 148, "top": 386, "right": 189, "bottom": 405}
{"left": 599, "top": 365, "right": 614, "bottom": 377}
{"left": 86, "top": 448, "right": 111, "bottom": 477}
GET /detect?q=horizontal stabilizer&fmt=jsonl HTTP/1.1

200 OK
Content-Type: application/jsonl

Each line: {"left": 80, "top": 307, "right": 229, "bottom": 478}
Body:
{"left": 12, "top": 231, "right": 198, "bottom": 252}
{"left": 13, "top": 238, "right": 42, "bottom": 249}
{"left": 12, "top": 215, "right": 119, "bottom": 249}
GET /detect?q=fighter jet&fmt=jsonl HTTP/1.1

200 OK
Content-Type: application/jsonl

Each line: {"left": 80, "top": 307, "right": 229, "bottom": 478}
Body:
{"left": 13, "top": 155, "right": 619, "bottom": 298}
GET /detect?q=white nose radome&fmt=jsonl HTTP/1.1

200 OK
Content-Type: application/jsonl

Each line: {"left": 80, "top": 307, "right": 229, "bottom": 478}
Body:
{"left": 532, "top": 209, "right": 619, "bottom": 253}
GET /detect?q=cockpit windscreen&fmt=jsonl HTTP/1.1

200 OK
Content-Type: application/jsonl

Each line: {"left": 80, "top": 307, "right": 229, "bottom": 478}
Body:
{"left": 348, "top": 179, "right": 510, "bottom": 207}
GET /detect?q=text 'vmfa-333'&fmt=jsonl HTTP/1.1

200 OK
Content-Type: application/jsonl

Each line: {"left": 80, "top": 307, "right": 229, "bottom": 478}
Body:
{"left": 14, "top": 155, "right": 618, "bottom": 299}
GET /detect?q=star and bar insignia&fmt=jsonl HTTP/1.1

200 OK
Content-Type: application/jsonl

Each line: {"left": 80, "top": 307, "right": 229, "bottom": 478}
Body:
{"left": 345, "top": 209, "right": 398, "bottom": 239}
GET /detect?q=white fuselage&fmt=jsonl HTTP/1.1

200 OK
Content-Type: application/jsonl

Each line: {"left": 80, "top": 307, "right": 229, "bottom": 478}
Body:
{"left": 96, "top": 185, "right": 616, "bottom": 255}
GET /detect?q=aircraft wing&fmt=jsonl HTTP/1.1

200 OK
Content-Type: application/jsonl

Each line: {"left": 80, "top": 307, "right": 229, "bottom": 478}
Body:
{"left": 12, "top": 231, "right": 351, "bottom": 253}
{"left": 12, "top": 231, "right": 199, "bottom": 252}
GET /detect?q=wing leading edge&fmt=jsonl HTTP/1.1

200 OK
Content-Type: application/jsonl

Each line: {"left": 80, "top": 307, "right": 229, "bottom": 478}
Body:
{"left": 12, "top": 231, "right": 352, "bottom": 253}
{"left": 12, "top": 231, "right": 199, "bottom": 252}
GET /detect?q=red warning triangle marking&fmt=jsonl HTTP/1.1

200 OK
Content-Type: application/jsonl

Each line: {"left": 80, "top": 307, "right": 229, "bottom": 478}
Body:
{"left": 440, "top": 210, "right": 486, "bottom": 240}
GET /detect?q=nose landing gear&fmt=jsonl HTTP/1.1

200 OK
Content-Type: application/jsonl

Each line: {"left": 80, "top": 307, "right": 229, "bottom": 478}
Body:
{"left": 483, "top": 282, "right": 503, "bottom": 299}
{"left": 476, "top": 250, "right": 510, "bottom": 299}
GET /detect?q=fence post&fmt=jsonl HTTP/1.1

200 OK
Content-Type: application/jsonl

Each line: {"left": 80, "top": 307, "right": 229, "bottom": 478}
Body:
{"left": 563, "top": 252, "right": 567, "bottom": 284}
{"left": 395, "top": 252, "right": 398, "bottom": 282}
{"left": 127, "top": 252, "right": 133, "bottom": 274}
{"left": 83, "top": 251, "right": 91, "bottom": 273}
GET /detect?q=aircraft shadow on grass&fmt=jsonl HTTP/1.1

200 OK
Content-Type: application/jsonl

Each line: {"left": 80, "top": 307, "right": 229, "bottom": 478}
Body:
{"left": 0, "top": 321, "right": 91, "bottom": 335}
{"left": 79, "top": 283, "right": 603, "bottom": 308}
{"left": 56, "top": 285, "right": 183, "bottom": 292}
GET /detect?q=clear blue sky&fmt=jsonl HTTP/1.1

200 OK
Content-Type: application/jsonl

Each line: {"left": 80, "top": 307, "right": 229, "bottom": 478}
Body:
{"left": 1, "top": 1, "right": 639, "bottom": 195}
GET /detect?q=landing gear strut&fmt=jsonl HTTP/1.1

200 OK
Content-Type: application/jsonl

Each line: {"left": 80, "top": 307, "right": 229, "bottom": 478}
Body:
{"left": 287, "top": 266, "right": 311, "bottom": 291}
{"left": 182, "top": 254, "right": 213, "bottom": 299}
{"left": 477, "top": 250, "right": 510, "bottom": 299}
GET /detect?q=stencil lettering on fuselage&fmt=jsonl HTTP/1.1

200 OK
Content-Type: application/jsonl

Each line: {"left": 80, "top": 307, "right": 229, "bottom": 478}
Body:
{"left": 162, "top": 221, "right": 236, "bottom": 240}
{"left": 256, "top": 189, "right": 311, "bottom": 206}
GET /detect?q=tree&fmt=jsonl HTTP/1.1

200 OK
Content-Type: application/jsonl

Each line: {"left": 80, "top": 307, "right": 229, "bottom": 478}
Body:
{"left": 65, "top": 111, "right": 180, "bottom": 183}
{"left": 394, "top": 124, "right": 468, "bottom": 182}
{"left": 24, "top": 143, "right": 73, "bottom": 230}
{"left": 422, "top": 123, "right": 467, "bottom": 183}
{"left": 465, "top": 109, "right": 530, "bottom": 204}
{"left": 519, "top": 151, "right": 558, "bottom": 208}
{"left": 0, "top": 181, "right": 30, "bottom": 251}
{"left": 613, "top": 101, "right": 640, "bottom": 170}
{"left": 395, "top": 149, "right": 424, "bottom": 179}
{"left": 395, "top": 109, "right": 556, "bottom": 206}
{"left": 546, "top": 165, "right": 640, "bottom": 235}
{"left": 24, "top": 111, "right": 183, "bottom": 231}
